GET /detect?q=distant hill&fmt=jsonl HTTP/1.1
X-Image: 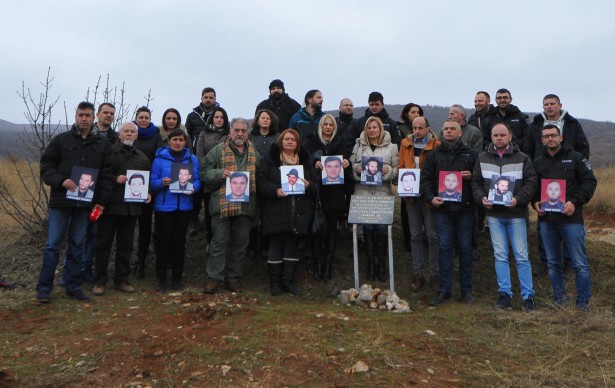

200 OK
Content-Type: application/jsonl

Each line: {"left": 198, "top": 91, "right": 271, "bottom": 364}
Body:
{"left": 2, "top": 105, "right": 614, "bottom": 166}
{"left": 328, "top": 104, "right": 615, "bottom": 167}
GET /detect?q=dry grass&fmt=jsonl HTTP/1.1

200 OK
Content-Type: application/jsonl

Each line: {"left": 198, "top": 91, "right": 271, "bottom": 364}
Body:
{"left": 587, "top": 166, "right": 615, "bottom": 214}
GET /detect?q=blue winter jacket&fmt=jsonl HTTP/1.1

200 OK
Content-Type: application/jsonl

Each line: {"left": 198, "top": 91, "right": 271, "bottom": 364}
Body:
{"left": 150, "top": 146, "right": 201, "bottom": 212}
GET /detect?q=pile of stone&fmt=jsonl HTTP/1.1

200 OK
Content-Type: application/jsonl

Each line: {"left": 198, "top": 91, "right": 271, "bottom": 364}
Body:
{"left": 338, "top": 284, "right": 411, "bottom": 312}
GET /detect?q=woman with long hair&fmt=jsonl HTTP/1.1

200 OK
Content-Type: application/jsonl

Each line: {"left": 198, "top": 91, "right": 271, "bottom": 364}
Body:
{"left": 350, "top": 117, "right": 399, "bottom": 282}
{"left": 248, "top": 109, "right": 280, "bottom": 259}
{"left": 304, "top": 114, "right": 350, "bottom": 280}
{"left": 194, "top": 107, "right": 230, "bottom": 245}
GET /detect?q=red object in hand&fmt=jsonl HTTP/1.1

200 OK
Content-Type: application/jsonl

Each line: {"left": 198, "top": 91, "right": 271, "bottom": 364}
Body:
{"left": 89, "top": 207, "right": 102, "bottom": 222}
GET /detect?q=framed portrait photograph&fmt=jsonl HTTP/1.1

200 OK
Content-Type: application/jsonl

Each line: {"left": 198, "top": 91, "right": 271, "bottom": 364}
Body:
{"left": 540, "top": 178, "right": 566, "bottom": 213}
{"left": 321, "top": 155, "right": 344, "bottom": 185}
{"left": 438, "top": 170, "right": 462, "bottom": 202}
{"left": 360, "top": 156, "right": 383, "bottom": 186}
{"left": 66, "top": 166, "right": 98, "bottom": 202}
{"left": 169, "top": 162, "right": 195, "bottom": 194}
{"left": 225, "top": 171, "right": 250, "bottom": 202}
{"left": 398, "top": 168, "right": 420, "bottom": 197}
{"left": 124, "top": 170, "right": 150, "bottom": 203}
{"left": 280, "top": 165, "right": 305, "bottom": 195}
{"left": 487, "top": 174, "right": 515, "bottom": 206}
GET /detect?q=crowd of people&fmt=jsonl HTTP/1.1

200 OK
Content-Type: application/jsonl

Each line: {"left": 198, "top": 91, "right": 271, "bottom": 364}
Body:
{"left": 34, "top": 82, "right": 597, "bottom": 312}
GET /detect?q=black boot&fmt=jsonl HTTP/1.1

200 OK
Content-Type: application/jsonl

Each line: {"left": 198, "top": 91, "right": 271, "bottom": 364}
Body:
{"left": 324, "top": 228, "right": 337, "bottom": 280}
{"left": 364, "top": 232, "right": 376, "bottom": 281}
{"left": 311, "top": 238, "right": 324, "bottom": 281}
{"left": 135, "top": 254, "right": 146, "bottom": 280}
{"left": 171, "top": 269, "right": 183, "bottom": 291}
{"left": 376, "top": 234, "right": 387, "bottom": 282}
{"left": 268, "top": 262, "right": 283, "bottom": 296}
{"left": 280, "top": 259, "right": 300, "bottom": 295}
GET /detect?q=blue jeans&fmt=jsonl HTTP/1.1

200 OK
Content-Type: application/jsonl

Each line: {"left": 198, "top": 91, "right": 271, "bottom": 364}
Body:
{"left": 540, "top": 221, "right": 591, "bottom": 308}
{"left": 435, "top": 211, "right": 474, "bottom": 294}
{"left": 61, "top": 220, "right": 96, "bottom": 284}
{"left": 487, "top": 216, "right": 535, "bottom": 300}
{"left": 37, "top": 207, "right": 90, "bottom": 293}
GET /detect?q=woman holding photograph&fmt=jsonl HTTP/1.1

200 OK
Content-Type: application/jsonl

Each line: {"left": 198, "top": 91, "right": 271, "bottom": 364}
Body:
{"left": 304, "top": 114, "right": 350, "bottom": 280}
{"left": 350, "top": 117, "right": 399, "bottom": 282}
{"left": 150, "top": 129, "right": 200, "bottom": 292}
{"left": 256, "top": 129, "right": 317, "bottom": 295}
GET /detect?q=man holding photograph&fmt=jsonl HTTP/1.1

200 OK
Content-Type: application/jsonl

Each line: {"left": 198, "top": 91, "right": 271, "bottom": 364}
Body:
{"left": 36, "top": 101, "right": 114, "bottom": 303}
{"left": 533, "top": 124, "right": 596, "bottom": 310}
{"left": 472, "top": 122, "right": 538, "bottom": 312}
{"left": 201, "top": 118, "right": 260, "bottom": 294}
{"left": 92, "top": 122, "right": 151, "bottom": 296}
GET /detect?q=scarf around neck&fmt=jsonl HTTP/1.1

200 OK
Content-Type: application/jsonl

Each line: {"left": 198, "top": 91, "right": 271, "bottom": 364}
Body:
{"left": 219, "top": 137, "right": 258, "bottom": 218}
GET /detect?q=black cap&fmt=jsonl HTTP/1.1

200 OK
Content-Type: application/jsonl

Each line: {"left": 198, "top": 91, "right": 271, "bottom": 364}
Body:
{"left": 269, "top": 79, "right": 285, "bottom": 91}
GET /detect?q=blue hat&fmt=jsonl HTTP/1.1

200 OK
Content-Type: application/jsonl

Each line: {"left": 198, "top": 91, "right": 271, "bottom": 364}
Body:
{"left": 286, "top": 168, "right": 299, "bottom": 177}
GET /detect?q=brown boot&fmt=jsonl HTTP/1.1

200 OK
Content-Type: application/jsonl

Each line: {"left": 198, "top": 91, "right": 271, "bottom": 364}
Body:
{"left": 410, "top": 273, "right": 425, "bottom": 292}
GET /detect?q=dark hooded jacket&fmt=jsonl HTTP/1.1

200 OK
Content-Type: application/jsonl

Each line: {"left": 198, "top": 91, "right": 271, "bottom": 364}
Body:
{"left": 491, "top": 104, "right": 529, "bottom": 151}
{"left": 346, "top": 107, "right": 401, "bottom": 154}
{"left": 256, "top": 144, "right": 317, "bottom": 236}
{"left": 105, "top": 142, "right": 151, "bottom": 216}
{"left": 40, "top": 124, "right": 114, "bottom": 208}
{"left": 532, "top": 143, "right": 597, "bottom": 225}
{"left": 420, "top": 139, "right": 479, "bottom": 213}
{"left": 185, "top": 102, "right": 220, "bottom": 149}
{"left": 255, "top": 93, "right": 301, "bottom": 130}
{"left": 527, "top": 111, "right": 590, "bottom": 161}
{"left": 468, "top": 105, "right": 498, "bottom": 149}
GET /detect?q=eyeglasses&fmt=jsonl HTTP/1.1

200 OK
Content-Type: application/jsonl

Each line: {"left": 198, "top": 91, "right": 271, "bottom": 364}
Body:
{"left": 541, "top": 133, "right": 559, "bottom": 139}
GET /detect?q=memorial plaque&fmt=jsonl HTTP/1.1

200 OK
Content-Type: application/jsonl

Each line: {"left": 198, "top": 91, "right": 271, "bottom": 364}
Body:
{"left": 348, "top": 195, "right": 395, "bottom": 225}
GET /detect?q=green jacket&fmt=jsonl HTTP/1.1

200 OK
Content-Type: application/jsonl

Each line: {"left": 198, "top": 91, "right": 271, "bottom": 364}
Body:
{"left": 200, "top": 141, "right": 260, "bottom": 218}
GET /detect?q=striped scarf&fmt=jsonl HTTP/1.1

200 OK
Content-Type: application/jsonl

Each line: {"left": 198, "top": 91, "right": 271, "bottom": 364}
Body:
{"left": 219, "top": 137, "right": 258, "bottom": 218}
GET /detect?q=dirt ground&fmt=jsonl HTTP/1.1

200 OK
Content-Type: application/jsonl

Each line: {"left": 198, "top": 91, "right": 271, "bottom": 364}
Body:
{"left": 1, "top": 212, "right": 614, "bottom": 386}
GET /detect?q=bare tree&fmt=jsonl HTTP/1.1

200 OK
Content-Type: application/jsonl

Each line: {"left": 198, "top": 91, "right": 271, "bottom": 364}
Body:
{"left": 0, "top": 67, "right": 65, "bottom": 233}
{"left": 0, "top": 69, "right": 152, "bottom": 234}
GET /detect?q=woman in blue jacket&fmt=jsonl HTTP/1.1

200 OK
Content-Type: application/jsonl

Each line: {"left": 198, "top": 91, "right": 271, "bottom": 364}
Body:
{"left": 150, "top": 129, "right": 201, "bottom": 292}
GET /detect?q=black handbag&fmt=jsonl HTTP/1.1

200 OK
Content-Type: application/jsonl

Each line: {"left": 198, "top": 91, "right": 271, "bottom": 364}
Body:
{"left": 311, "top": 187, "right": 326, "bottom": 236}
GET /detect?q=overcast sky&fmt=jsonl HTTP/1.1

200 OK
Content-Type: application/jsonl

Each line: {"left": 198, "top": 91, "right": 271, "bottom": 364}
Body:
{"left": 1, "top": 0, "right": 614, "bottom": 125}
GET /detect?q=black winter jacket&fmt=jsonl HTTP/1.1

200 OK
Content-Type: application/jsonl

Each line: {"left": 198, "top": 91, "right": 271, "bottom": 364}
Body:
{"left": 420, "top": 140, "right": 479, "bottom": 213}
{"left": 527, "top": 112, "right": 590, "bottom": 161}
{"left": 303, "top": 132, "right": 349, "bottom": 212}
{"left": 491, "top": 104, "right": 529, "bottom": 151}
{"left": 468, "top": 105, "right": 498, "bottom": 149}
{"left": 105, "top": 143, "right": 151, "bottom": 216}
{"left": 185, "top": 102, "right": 220, "bottom": 148}
{"left": 249, "top": 127, "right": 279, "bottom": 159}
{"left": 256, "top": 144, "right": 317, "bottom": 236}
{"left": 471, "top": 143, "right": 537, "bottom": 218}
{"left": 40, "top": 125, "right": 114, "bottom": 208}
{"left": 255, "top": 94, "right": 301, "bottom": 130}
{"left": 346, "top": 108, "right": 401, "bottom": 154}
{"left": 532, "top": 144, "right": 596, "bottom": 225}
{"left": 134, "top": 128, "right": 163, "bottom": 163}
